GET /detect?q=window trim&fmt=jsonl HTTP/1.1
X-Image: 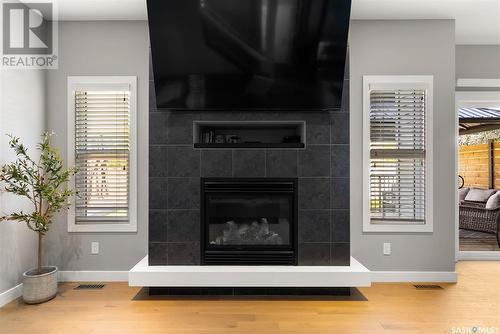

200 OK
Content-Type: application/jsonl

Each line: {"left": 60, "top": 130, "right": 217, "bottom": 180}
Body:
{"left": 67, "top": 76, "right": 137, "bottom": 233}
{"left": 362, "top": 75, "right": 434, "bottom": 233}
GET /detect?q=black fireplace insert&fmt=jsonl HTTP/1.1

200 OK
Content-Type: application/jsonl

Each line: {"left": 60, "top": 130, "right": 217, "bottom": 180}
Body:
{"left": 201, "top": 178, "right": 298, "bottom": 265}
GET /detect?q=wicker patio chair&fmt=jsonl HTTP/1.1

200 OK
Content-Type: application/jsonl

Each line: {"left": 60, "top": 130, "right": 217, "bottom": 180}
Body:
{"left": 459, "top": 201, "right": 500, "bottom": 247}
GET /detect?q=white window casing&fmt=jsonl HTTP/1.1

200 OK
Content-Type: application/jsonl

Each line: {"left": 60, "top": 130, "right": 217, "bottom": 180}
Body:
{"left": 363, "top": 76, "right": 433, "bottom": 232}
{"left": 67, "top": 76, "right": 137, "bottom": 232}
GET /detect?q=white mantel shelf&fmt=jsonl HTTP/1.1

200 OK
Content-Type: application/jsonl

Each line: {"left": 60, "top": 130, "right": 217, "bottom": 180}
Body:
{"left": 129, "top": 256, "right": 371, "bottom": 287}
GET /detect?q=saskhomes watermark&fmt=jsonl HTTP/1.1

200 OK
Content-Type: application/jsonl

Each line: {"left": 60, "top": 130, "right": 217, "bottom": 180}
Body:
{"left": 451, "top": 326, "right": 499, "bottom": 334}
{"left": 1, "top": 0, "right": 58, "bottom": 69}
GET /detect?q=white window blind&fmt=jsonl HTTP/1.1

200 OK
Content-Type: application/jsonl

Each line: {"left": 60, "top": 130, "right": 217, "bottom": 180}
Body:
{"left": 369, "top": 89, "right": 426, "bottom": 224}
{"left": 74, "top": 90, "right": 130, "bottom": 224}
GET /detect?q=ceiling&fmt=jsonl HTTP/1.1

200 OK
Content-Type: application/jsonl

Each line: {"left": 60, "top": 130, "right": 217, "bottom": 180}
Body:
{"left": 54, "top": 0, "right": 500, "bottom": 45}
{"left": 352, "top": 0, "right": 500, "bottom": 45}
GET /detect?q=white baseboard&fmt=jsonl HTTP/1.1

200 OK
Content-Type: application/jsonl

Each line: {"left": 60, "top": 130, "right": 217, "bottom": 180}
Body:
{"left": 371, "top": 271, "right": 457, "bottom": 283}
{"left": 0, "top": 284, "right": 22, "bottom": 308}
{"left": 458, "top": 251, "right": 500, "bottom": 261}
{"left": 58, "top": 271, "right": 128, "bottom": 282}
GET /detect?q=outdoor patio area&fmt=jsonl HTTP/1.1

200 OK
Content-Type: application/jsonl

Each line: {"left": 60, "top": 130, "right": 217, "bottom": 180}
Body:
{"left": 458, "top": 107, "right": 500, "bottom": 252}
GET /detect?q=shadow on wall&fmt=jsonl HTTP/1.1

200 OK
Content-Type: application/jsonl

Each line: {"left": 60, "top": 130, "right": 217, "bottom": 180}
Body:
{"left": 0, "top": 223, "right": 36, "bottom": 287}
{"left": 44, "top": 217, "right": 82, "bottom": 269}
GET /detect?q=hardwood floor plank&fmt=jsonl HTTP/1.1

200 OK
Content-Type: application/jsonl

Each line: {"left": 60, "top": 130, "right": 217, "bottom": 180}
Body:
{"left": 1, "top": 262, "right": 499, "bottom": 333}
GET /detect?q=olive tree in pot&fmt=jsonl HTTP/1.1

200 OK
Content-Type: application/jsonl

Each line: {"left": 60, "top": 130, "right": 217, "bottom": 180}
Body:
{"left": 0, "top": 133, "right": 76, "bottom": 304}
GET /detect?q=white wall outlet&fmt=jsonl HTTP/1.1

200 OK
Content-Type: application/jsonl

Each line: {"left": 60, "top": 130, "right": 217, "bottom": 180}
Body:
{"left": 383, "top": 242, "right": 391, "bottom": 256}
{"left": 91, "top": 242, "right": 99, "bottom": 255}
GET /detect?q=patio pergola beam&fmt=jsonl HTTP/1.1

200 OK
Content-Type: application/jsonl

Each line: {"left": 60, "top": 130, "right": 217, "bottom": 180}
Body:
{"left": 459, "top": 117, "right": 500, "bottom": 123}
{"left": 459, "top": 123, "right": 500, "bottom": 135}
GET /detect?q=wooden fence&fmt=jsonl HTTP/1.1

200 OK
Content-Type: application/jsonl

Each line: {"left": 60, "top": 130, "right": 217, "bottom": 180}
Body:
{"left": 459, "top": 141, "right": 500, "bottom": 189}
{"left": 494, "top": 142, "right": 500, "bottom": 188}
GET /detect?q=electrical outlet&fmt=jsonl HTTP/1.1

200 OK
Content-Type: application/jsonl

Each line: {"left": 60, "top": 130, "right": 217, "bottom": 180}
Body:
{"left": 383, "top": 242, "right": 391, "bottom": 256}
{"left": 91, "top": 242, "right": 99, "bottom": 255}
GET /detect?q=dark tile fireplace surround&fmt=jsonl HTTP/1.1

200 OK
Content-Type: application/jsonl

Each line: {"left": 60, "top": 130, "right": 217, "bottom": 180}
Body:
{"left": 148, "top": 55, "right": 350, "bottom": 266}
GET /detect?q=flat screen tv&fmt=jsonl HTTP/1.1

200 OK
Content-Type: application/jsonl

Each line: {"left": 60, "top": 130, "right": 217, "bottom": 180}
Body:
{"left": 147, "top": 0, "right": 351, "bottom": 110}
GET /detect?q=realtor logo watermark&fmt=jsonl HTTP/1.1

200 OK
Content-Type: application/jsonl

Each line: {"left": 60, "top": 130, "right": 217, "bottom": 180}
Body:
{"left": 1, "top": 0, "right": 58, "bottom": 69}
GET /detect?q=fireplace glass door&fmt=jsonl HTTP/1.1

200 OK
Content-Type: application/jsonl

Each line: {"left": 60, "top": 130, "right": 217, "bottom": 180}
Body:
{"left": 206, "top": 194, "right": 292, "bottom": 248}
{"left": 201, "top": 178, "right": 297, "bottom": 265}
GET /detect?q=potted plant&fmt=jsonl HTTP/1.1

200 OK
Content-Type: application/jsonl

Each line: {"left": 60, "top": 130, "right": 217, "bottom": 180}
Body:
{"left": 0, "top": 133, "right": 76, "bottom": 304}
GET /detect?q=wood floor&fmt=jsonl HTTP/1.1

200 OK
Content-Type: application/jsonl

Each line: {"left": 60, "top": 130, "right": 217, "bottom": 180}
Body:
{"left": 1, "top": 261, "right": 500, "bottom": 334}
{"left": 459, "top": 229, "right": 500, "bottom": 251}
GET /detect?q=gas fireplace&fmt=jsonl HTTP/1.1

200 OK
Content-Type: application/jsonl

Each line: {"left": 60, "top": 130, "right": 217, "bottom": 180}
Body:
{"left": 201, "top": 178, "right": 298, "bottom": 265}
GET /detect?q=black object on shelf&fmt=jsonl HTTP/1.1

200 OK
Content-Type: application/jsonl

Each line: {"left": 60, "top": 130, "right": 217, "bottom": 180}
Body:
{"left": 282, "top": 135, "right": 301, "bottom": 143}
{"left": 194, "top": 121, "right": 306, "bottom": 149}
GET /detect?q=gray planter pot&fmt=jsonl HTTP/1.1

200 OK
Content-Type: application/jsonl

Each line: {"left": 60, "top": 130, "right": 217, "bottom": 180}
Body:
{"left": 22, "top": 266, "right": 58, "bottom": 304}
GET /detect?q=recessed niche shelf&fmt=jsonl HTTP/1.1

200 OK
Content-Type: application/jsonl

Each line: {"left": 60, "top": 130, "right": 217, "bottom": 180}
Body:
{"left": 193, "top": 121, "right": 306, "bottom": 149}
{"left": 194, "top": 143, "right": 305, "bottom": 149}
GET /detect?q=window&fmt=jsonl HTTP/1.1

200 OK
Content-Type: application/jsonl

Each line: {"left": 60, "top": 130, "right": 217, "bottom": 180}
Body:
{"left": 67, "top": 76, "right": 137, "bottom": 232}
{"left": 363, "top": 76, "right": 433, "bottom": 232}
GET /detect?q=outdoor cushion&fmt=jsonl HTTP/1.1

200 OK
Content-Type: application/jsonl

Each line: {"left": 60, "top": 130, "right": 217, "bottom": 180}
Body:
{"left": 464, "top": 188, "right": 496, "bottom": 202}
{"left": 458, "top": 187, "right": 470, "bottom": 201}
{"left": 485, "top": 192, "right": 500, "bottom": 209}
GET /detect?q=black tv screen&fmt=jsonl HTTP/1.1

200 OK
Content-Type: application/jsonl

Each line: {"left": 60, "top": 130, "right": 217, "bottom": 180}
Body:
{"left": 147, "top": 0, "right": 351, "bottom": 110}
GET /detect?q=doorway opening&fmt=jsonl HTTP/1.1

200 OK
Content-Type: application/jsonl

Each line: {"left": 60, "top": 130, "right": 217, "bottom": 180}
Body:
{"left": 456, "top": 88, "right": 500, "bottom": 260}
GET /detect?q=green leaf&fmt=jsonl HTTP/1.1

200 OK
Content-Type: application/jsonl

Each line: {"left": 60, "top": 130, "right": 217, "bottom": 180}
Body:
{"left": 0, "top": 132, "right": 76, "bottom": 234}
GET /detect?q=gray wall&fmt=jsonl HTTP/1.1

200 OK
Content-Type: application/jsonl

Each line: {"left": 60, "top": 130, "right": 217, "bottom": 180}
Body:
{"left": 4, "top": 19, "right": 458, "bottom": 276}
{"left": 44, "top": 21, "right": 149, "bottom": 271}
{"left": 350, "top": 20, "right": 456, "bottom": 271}
{"left": 0, "top": 70, "right": 46, "bottom": 294}
{"left": 456, "top": 45, "right": 500, "bottom": 79}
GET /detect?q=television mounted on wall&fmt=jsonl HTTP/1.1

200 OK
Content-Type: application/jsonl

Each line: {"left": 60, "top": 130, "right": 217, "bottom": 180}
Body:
{"left": 147, "top": 0, "right": 352, "bottom": 110}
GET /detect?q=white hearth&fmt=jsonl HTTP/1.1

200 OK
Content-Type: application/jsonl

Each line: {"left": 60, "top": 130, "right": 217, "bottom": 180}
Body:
{"left": 129, "top": 256, "right": 371, "bottom": 287}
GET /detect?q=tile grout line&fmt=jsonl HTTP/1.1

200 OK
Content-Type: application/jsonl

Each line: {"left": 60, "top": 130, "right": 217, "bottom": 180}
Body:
{"left": 166, "top": 143, "right": 170, "bottom": 264}
{"left": 231, "top": 150, "right": 234, "bottom": 177}
{"left": 199, "top": 149, "right": 202, "bottom": 178}
{"left": 294, "top": 149, "right": 298, "bottom": 177}
{"left": 328, "top": 129, "right": 332, "bottom": 245}
{"left": 264, "top": 149, "right": 267, "bottom": 177}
